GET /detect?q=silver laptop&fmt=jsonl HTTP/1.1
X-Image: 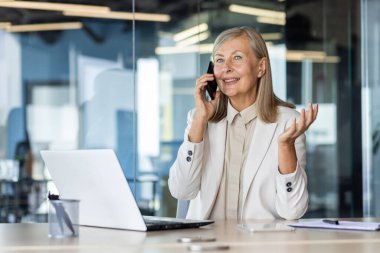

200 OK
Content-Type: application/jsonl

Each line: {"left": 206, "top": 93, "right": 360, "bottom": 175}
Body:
{"left": 40, "top": 149, "right": 213, "bottom": 231}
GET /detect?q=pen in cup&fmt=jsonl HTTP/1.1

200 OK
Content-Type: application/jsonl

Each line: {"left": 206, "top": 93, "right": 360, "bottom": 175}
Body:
{"left": 48, "top": 192, "right": 79, "bottom": 237}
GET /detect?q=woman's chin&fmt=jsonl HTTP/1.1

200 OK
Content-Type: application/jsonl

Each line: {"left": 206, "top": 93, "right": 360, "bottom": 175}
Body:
{"left": 221, "top": 88, "right": 237, "bottom": 97}
{"left": 223, "top": 90, "right": 238, "bottom": 98}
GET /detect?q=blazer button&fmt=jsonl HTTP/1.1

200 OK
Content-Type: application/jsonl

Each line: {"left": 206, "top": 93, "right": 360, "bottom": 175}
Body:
{"left": 287, "top": 187, "right": 292, "bottom": 192}
{"left": 286, "top": 182, "right": 292, "bottom": 187}
{"left": 188, "top": 150, "right": 193, "bottom": 156}
{"left": 186, "top": 156, "right": 192, "bottom": 162}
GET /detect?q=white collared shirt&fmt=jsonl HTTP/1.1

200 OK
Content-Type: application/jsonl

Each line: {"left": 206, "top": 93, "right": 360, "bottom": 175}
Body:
{"left": 210, "top": 100, "right": 257, "bottom": 219}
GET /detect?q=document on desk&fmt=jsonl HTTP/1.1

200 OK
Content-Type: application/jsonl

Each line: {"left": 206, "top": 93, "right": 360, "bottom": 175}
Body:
{"left": 237, "top": 223, "right": 295, "bottom": 232}
{"left": 288, "top": 220, "right": 380, "bottom": 231}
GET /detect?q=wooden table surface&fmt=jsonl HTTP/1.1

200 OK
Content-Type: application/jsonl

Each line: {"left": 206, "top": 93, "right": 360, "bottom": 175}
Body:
{"left": 1, "top": 218, "right": 380, "bottom": 253}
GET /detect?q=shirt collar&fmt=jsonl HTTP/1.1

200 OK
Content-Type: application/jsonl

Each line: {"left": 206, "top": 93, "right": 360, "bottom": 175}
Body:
{"left": 227, "top": 100, "right": 257, "bottom": 125}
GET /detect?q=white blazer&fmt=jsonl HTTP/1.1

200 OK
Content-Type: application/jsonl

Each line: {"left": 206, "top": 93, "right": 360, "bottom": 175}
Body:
{"left": 168, "top": 106, "right": 308, "bottom": 221}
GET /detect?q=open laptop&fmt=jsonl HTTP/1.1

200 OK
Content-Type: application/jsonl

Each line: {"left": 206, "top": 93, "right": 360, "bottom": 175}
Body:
{"left": 40, "top": 149, "right": 213, "bottom": 231}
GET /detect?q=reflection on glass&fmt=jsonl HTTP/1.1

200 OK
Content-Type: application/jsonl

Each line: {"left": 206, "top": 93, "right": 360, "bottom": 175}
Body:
{"left": 0, "top": 0, "right": 365, "bottom": 221}
{"left": 80, "top": 67, "right": 135, "bottom": 175}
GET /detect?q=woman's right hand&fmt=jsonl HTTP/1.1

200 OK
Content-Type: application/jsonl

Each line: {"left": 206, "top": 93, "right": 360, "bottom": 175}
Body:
{"left": 188, "top": 74, "right": 220, "bottom": 143}
{"left": 194, "top": 73, "right": 220, "bottom": 121}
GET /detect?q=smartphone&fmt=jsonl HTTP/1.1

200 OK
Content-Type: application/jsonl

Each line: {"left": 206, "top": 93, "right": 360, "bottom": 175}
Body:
{"left": 177, "top": 236, "right": 216, "bottom": 243}
{"left": 205, "top": 61, "right": 218, "bottom": 100}
{"left": 188, "top": 245, "right": 230, "bottom": 251}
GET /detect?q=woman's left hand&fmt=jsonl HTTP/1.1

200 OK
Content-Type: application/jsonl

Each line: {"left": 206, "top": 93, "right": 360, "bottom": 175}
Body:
{"left": 278, "top": 103, "right": 319, "bottom": 146}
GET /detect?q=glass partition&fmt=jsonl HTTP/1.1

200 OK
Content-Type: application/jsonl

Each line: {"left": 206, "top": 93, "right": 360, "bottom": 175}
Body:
{"left": 0, "top": 0, "right": 367, "bottom": 222}
{"left": 361, "top": 0, "right": 380, "bottom": 217}
{"left": 0, "top": 2, "right": 135, "bottom": 222}
{"left": 286, "top": 0, "right": 362, "bottom": 218}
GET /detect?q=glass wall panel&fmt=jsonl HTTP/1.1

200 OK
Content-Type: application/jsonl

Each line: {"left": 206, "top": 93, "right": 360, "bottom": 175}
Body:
{"left": 0, "top": 0, "right": 365, "bottom": 222}
{"left": 286, "top": 0, "right": 362, "bottom": 218}
{"left": 361, "top": 0, "right": 380, "bottom": 217}
{"left": 0, "top": 3, "right": 134, "bottom": 222}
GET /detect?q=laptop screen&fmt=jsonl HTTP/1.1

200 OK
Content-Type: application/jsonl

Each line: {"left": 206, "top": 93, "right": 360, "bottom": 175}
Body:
{"left": 41, "top": 149, "right": 148, "bottom": 231}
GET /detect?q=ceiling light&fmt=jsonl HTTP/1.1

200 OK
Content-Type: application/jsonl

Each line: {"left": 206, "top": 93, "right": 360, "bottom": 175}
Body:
{"left": 286, "top": 50, "right": 340, "bottom": 63}
{"left": 6, "top": 22, "right": 82, "bottom": 32}
{"left": 287, "top": 50, "right": 326, "bottom": 59}
{"left": 0, "top": 1, "right": 110, "bottom": 13}
{"left": 318, "top": 56, "right": 340, "bottom": 63}
{"left": 257, "top": 16, "right": 285, "bottom": 26}
{"left": 229, "top": 4, "right": 285, "bottom": 19}
{"left": 176, "top": 31, "right": 210, "bottom": 47}
{"left": 64, "top": 10, "right": 170, "bottom": 22}
{"left": 0, "top": 22, "right": 11, "bottom": 29}
{"left": 173, "top": 23, "right": 208, "bottom": 42}
{"left": 155, "top": 44, "right": 213, "bottom": 55}
{"left": 261, "top": 33, "right": 283, "bottom": 40}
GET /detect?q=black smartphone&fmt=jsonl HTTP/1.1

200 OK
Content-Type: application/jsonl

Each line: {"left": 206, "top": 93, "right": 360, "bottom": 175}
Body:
{"left": 205, "top": 61, "right": 218, "bottom": 100}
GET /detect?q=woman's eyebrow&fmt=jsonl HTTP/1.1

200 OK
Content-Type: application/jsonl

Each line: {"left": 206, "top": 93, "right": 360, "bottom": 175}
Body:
{"left": 215, "top": 50, "right": 243, "bottom": 57}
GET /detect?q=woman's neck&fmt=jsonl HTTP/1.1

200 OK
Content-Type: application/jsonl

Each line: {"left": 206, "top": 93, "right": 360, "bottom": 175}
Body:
{"left": 229, "top": 96, "right": 256, "bottom": 112}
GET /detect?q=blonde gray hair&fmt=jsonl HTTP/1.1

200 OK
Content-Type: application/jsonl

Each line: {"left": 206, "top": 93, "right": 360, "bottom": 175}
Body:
{"left": 209, "top": 26, "right": 294, "bottom": 123}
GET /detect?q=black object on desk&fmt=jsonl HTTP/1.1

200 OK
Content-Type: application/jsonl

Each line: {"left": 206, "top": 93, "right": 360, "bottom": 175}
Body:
{"left": 322, "top": 219, "right": 339, "bottom": 225}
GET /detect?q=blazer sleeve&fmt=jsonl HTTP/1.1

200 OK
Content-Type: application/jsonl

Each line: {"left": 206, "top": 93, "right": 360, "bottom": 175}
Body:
{"left": 275, "top": 120, "right": 309, "bottom": 220}
{"left": 168, "top": 109, "right": 205, "bottom": 200}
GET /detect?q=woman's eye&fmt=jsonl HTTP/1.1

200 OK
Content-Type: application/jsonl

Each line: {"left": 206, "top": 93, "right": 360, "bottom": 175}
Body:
{"left": 215, "top": 58, "right": 224, "bottom": 63}
{"left": 234, "top": 55, "right": 242, "bottom": 60}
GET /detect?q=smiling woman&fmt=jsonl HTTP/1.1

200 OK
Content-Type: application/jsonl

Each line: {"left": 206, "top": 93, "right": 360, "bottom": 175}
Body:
{"left": 213, "top": 36, "right": 260, "bottom": 111}
{"left": 210, "top": 27, "right": 295, "bottom": 123}
{"left": 0, "top": 0, "right": 369, "bottom": 224}
{"left": 168, "top": 26, "right": 318, "bottom": 221}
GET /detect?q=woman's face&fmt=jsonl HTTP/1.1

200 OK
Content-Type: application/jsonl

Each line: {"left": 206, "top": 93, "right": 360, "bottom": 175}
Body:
{"left": 213, "top": 36, "right": 262, "bottom": 105}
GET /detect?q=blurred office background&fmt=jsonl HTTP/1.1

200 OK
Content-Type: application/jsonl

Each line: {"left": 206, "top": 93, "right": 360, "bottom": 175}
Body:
{"left": 0, "top": 0, "right": 379, "bottom": 222}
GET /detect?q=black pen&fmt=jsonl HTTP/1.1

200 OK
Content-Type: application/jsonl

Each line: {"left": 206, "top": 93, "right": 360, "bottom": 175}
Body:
{"left": 322, "top": 219, "right": 339, "bottom": 225}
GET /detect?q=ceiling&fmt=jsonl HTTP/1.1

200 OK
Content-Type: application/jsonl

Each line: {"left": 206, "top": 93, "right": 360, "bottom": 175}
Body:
{"left": 0, "top": 0, "right": 222, "bottom": 24}
{"left": 5, "top": 0, "right": 356, "bottom": 50}
{"left": 0, "top": 0, "right": 287, "bottom": 25}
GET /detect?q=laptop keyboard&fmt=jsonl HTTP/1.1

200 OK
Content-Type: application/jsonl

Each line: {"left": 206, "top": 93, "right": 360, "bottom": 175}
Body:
{"left": 144, "top": 218, "right": 183, "bottom": 226}
{"left": 142, "top": 216, "right": 213, "bottom": 231}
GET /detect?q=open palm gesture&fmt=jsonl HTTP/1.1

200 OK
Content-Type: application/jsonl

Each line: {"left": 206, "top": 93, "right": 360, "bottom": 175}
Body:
{"left": 279, "top": 103, "right": 319, "bottom": 145}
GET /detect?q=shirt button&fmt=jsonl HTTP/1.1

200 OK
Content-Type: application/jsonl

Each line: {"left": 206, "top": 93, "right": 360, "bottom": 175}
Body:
{"left": 286, "top": 182, "right": 292, "bottom": 187}
{"left": 186, "top": 156, "right": 192, "bottom": 162}
{"left": 287, "top": 187, "right": 292, "bottom": 192}
{"left": 188, "top": 150, "right": 193, "bottom": 156}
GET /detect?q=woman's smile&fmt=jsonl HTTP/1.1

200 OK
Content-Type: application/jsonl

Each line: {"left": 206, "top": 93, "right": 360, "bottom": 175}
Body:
{"left": 222, "top": 77, "right": 240, "bottom": 85}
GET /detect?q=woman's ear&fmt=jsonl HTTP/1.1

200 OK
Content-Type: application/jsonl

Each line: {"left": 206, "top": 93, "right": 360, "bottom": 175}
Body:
{"left": 257, "top": 57, "right": 267, "bottom": 78}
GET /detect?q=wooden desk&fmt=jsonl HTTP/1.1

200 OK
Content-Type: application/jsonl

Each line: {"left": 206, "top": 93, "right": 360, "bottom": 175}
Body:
{"left": 1, "top": 219, "right": 380, "bottom": 253}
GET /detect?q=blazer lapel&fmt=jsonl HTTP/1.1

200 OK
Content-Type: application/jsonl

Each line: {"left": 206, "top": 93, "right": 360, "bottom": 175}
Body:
{"left": 241, "top": 119, "right": 278, "bottom": 211}
{"left": 202, "top": 119, "right": 227, "bottom": 217}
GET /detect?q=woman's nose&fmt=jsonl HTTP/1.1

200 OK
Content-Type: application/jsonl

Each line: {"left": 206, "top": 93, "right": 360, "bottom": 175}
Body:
{"left": 221, "top": 59, "right": 233, "bottom": 72}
